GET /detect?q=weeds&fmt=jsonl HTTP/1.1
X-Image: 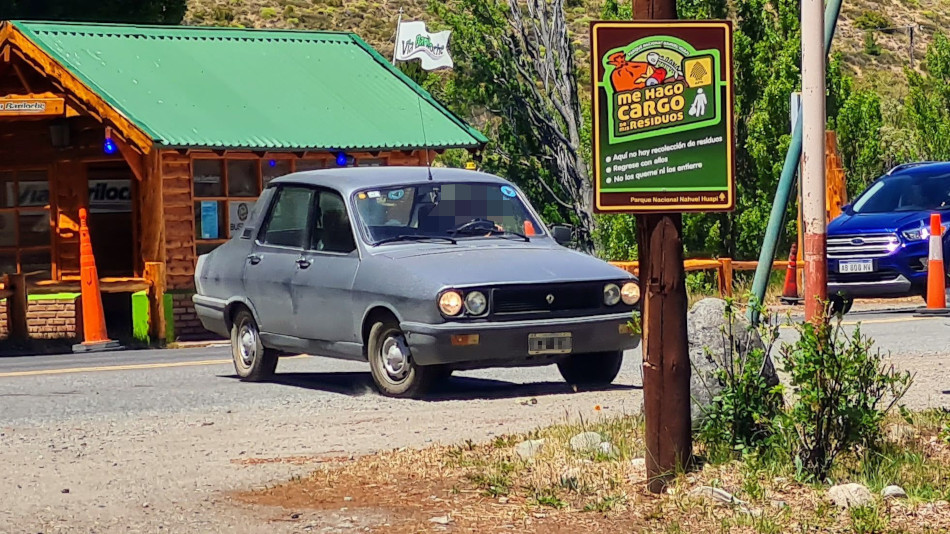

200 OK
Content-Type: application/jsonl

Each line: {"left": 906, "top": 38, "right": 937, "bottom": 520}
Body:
{"left": 850, "top": 504, "right": 889, "bottom": 534}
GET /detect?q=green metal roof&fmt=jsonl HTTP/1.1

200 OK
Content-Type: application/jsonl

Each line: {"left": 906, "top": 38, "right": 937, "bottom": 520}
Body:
{"left": 10, "top": 21, "right": 487, "bottom": 151}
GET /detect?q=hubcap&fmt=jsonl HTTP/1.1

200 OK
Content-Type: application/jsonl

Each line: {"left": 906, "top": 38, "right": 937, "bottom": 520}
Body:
{"left": 238, "top": 323, "right": 257, "bottom": 366}
{"left": 380, "top": 334, "right": 411, "bottom": 381}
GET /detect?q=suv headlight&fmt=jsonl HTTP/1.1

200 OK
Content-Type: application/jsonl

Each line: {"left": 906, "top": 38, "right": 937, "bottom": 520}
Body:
{"left": 604, "top": 283, "right": 621, "bottom": 306}
{"left": 621, "top": 281, "right": 640, "bottom": 305}
{"left": 903, "top": 222, "right": 950, "bottom": 241}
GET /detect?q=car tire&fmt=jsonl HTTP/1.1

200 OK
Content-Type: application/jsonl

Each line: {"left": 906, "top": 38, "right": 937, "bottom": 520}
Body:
{"left": 230, "top": 309, "right": 279, "bottom": 382}
{"left": 557, "top": 350, "right": 623, "bottom": 388}
{"left": 367, "top": 320, "right": 435, "bottom": 398}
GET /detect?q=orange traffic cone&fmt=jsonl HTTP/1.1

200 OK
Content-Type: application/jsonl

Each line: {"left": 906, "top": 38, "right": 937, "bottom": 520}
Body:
{"left": 927, "top": 213, "right": 947, "bottom": 309}
{"left": 72, "top": 207, "right": 121, "bottom": 353}
{"left": 780, "top": 243, "right": 802, "bottom": 305}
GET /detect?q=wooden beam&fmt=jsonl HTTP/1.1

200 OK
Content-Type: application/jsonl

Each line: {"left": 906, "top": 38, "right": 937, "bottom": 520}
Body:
{"left": 11, "top": 62, "right": 33, "bottom": 93}
{"left": 144, "top": 261, "right": 166, "bottom": 345}
{"left": 106, "top": 126, "right": 147, "bottom": 181}
{"left": 1, "top": 45, "right": 10, "bottom": 63}
{"left": 6, "top": 28, "right": 153, "bottom": 152}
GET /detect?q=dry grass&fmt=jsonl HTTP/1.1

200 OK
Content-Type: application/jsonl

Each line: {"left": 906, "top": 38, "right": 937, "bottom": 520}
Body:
{"left": 238, "top": 409, "right": 950, "bottom": 533}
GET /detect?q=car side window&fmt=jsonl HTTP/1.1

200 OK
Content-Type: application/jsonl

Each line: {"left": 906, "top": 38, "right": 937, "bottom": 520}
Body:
{"left": 260, "top": 186, "right": 315, "bottom": 248}
{"left": 312, "top": 190, "right": 356, "bottom": 254}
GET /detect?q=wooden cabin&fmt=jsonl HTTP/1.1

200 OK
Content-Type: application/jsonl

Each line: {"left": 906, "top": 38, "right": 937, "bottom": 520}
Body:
{"left": 0, "top": 21, "right": 486, "bottom": 344}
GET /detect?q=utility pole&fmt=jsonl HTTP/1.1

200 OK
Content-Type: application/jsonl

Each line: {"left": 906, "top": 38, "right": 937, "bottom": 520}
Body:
{"left": 632, "top": 0, "right": 692, "bottom": 494}
{"left": 802, "top": 0, "right": 827, "bottom": 320}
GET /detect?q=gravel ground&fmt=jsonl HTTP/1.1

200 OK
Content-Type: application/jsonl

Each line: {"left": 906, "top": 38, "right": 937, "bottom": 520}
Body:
{"left": 1, "top": 310, "right": 948, "bottom": 533}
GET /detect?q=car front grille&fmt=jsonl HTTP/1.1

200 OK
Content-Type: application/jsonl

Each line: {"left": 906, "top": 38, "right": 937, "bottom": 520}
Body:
{"left": 828, "top": 268, "right": 900, "bottom": 284}
{"left": 491, "top": 283, "right": 603, "bottom": 316}
{"left": 827, "top": 233, "right": 899, "bottom": 259}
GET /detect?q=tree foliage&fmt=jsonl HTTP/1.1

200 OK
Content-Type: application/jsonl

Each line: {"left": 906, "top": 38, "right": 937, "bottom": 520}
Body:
{"left": 0, "top": 0, "right": 186, "bottom": 24}
{"left": 905, "top": 32, "right": 950, "bottom": 161}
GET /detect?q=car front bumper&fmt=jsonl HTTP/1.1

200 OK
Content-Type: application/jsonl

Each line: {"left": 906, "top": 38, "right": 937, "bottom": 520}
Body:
{"left": 400, "top": 312, "right": 641, "bottom": 368}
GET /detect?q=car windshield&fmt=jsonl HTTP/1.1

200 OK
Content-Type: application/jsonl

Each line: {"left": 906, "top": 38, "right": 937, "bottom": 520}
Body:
{"left": 353, "top": 182, "right": 545, "bottom": 244}
{"left": 852, "top": 173, "right": 950, "bottom": 213}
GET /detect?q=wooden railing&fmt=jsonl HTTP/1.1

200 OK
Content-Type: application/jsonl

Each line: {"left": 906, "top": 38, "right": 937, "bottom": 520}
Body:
{"left": 609, "top": 258, "right": 804, "bottom": 297}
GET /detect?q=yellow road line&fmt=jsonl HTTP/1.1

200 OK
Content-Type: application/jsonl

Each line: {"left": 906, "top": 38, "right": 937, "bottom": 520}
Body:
{"left": 0, "top": 355, "right": 308, "bottom": 378}
{"left": 779, "top": 316, "right": 937, "bottom": 329}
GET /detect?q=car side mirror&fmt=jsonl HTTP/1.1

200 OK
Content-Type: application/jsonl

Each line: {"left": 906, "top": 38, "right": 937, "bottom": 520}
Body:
{"left": 551, "top": 225, "right": 572, "bottom": 245}
{"left": 840, "top": 203, "right": 852, "bottom": 213}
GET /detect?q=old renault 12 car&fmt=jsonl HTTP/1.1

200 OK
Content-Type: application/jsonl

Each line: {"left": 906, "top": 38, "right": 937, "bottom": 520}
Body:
{"left": 193, "top": 167, "right": 641, "bottom": 397}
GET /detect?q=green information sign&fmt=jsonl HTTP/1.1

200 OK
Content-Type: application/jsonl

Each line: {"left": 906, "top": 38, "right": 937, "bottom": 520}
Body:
{"left": 591, "top": 21, "right": 735, "bottom": 213}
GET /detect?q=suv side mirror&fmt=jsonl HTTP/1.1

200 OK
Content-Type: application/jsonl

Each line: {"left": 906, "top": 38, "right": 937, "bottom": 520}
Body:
{"left": 551, "top": 225, "right": 572, "bottom": 245}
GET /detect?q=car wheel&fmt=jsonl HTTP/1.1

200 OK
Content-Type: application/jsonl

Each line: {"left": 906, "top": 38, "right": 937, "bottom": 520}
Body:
{"left": 230, "top": 309, "right": 279, "bottom": 382}
{"left": 829, "top": 294, "right": 853, "bottom": 315}
{"left": 367, "top": 320, "right": 435, "bottom": 398}
{"left": 557, "top": 350, "right": 623, "bottom": 388}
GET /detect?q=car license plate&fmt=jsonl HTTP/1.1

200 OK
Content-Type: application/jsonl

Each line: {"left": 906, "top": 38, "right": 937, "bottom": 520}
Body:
{"left": 528, "top": 332, "right": 572, "bottom": 355}
{"left": 839, "top": 259, "right": 874, "bottom": 273}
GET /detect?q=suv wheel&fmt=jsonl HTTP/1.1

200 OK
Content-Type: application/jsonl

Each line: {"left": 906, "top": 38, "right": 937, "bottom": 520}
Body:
{"left": 557, "top": 350, "right": 623, "bottom": 388}
{"left": 367, "top": 321, "right": 436, "bottom": 398}
{"left": 230, "top": 309, "right": 279, "bottom": 381}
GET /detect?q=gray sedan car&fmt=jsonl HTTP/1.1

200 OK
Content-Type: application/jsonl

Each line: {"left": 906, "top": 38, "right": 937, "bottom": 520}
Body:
{"left": 193, "top": 167, "right": 641, "bottom": 397}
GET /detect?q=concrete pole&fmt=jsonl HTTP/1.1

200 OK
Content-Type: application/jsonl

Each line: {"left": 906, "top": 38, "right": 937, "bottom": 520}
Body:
{"left": 802, "top": 0, "right": 828, "bottom": 321}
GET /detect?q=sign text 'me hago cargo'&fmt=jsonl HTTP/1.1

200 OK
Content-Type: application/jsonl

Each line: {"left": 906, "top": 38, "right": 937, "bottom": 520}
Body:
{"left": 591, "top": 21, "right": 735, "bottom": 213}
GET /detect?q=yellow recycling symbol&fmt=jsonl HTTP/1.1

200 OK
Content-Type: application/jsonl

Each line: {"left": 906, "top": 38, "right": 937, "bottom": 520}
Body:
{"left": 684, "top": 56, "right": 713, "bottom": 88}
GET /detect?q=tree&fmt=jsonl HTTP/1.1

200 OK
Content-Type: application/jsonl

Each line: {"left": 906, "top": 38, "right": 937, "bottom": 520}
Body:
{"left": 905, "top": 32, "right": 950, "bottom": 161}
{"left": 0, "top": 0, "right": 186, "bottom": 24}
{"left": 432, "top": 0, "right": 594, "bottom": 251}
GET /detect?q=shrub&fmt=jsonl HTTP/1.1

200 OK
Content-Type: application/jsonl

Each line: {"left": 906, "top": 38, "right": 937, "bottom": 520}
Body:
{"left": 260, "top": 7, "right": 278, "bottom": 19}
{"left": 697, "top": 298, "right": 784, "bottom": 458}
{"left": 780, "top": 309, "right": 913, "bottom": 482}
{"left": 864, "top": 33, "right": 882, "bottom": 56}
{"left": 855, "top": 11, "right": 892, "bottom": 31}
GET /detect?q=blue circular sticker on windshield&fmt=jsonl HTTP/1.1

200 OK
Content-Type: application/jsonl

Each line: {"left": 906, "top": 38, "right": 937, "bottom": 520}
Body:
{"left": 388, "top": 189, "right": 405, "bottom": 200}
{"left": 500, "top": 185, "right": 517, "bottom": 198}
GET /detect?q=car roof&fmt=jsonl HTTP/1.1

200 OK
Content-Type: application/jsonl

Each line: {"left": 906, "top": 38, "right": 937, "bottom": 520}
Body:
{"left": 269, "top": 166, "right": 511, "bottom": 195}
{"left": 883, "top": 161, "right": 950, "bottom": 179}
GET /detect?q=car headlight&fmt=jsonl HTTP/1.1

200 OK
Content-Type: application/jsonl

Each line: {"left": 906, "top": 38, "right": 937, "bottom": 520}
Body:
{"left": 604, "top": 283, "right": 621, "bottom": 306}
{"left": 464, "top": 291, "right": 487, "bottom": 315}
{"left": 438, "top": 290, "right": 463, "bottom": 316}
{"left": 902, "top": 227, "right": 929, "bottom": 241}
{"left": 621, "top": 281, "right": 640, "bottom": 305}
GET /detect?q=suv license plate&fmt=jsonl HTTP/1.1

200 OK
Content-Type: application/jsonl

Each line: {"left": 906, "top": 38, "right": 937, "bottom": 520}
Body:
{"left": 528, "top": 332, "right": 572, "bottom": 355}
{"left": 839, "top": 260, "right": 874, "bottom": 273}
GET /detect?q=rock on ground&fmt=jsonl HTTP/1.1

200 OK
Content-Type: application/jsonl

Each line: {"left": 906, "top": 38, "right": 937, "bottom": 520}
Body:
{"left": 828, "top": 483, "right": 874, "bottom": 508}
{"left": 688, "top": 298, "right": 779, "bottom": 428}
{"left": 569, "top": 432, "right": 604, "bottom": 452}
{"left": 882, "top": 485, "right": 908, "bottom": 500}
{"left": 514, "top": 439, "right": 544, "bottom": 460}
{"left": 688, "top": 486, "right": 745, "bottom": 506}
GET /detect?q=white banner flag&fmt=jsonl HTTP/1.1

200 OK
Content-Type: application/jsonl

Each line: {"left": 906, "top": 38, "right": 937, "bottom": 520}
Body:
{"left": 395, "top": 21, "right": 453, "bottom": 71}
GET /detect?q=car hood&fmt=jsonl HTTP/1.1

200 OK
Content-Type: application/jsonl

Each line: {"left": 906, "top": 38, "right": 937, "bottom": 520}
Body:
{"left": 373, "top": 243, "right": 632, "bottom": 287}
{"left": 828, "top": 210, "right": 931, "bottom": 234}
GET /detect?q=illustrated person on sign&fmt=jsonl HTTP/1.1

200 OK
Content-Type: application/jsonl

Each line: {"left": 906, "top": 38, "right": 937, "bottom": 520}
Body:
{"left": 689, "top": 88, "right": 707, "bottom": 117}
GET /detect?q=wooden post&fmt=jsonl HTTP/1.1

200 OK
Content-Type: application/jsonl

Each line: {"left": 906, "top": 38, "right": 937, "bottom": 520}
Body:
{"left": 718, "top": 258, "right": 734, "bottom": 298}
{"left": 144, "top": 262, "right": 166, "bottom": 345}
{"left": 632, "top": 0, "right": 691, "bottom": 494}
{"left": 6, "top": 273, "right": 29, "bottom": 343}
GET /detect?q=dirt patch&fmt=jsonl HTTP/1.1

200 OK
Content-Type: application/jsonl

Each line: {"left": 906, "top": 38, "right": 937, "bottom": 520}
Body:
{"left": 238, "top": 415, "right": 950, "bottom": 533}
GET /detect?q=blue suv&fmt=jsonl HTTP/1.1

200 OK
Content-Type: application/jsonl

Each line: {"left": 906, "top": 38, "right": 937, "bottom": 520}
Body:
{"left": 827, "top": 161, "right": 950, "bottom": 310}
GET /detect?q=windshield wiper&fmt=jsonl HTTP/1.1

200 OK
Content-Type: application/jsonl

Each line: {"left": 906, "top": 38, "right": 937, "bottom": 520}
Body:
{"left": 373, "top": 234, "right": 458, "bottom": 246}
{"left": 485, "top": 229, "right": 530, "bottom": 242}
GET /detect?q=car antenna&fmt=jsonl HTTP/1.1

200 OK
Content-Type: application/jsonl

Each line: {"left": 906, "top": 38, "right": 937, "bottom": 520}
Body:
{"left": 417, "top": 97, "right": 433, "bottom": 181}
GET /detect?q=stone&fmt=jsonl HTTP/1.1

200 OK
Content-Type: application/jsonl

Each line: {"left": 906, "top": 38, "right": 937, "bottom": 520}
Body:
{"left": 687, "top": 298, "right": 780, "bottom": 429}
{"left": 569, "top": 432, "right": 604, "bottom": 452}
{"left": 630, "top": 458, "right": 646, "bottom": 471}
{"left": 428, "top": 516, "right": 452, "bottom": 525}
{"left": 882, "top": 485, "right": 907, "bottom": 500}
{"left": 514, "top": 439, "right": 545, "bottom": 460}
{"left": 828, "top": 483, "right": 874, "bottom": 508}
{"left": 688, "top": 486, "right": 745, "bottom": 506}
{"left": 598, "top": 441, "right": 620, "bottom": 458}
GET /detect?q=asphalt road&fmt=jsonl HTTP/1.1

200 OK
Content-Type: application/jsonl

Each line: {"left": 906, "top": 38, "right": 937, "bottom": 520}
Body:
{"left": 1, "top": 307, "right": 949, "bottom": 532}
{"left": 1, "top": 307, "right": 948, "bottom": 426}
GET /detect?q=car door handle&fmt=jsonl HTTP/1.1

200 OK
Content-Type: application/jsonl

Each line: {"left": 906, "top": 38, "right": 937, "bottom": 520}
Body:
{"left": 296, "top": 258, "right": 312, "bottom": 269}
{"left": 247, "top": 254, "right": 262, "bottom": 265}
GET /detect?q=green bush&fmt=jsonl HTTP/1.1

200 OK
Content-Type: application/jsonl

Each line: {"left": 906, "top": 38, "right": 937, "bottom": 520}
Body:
{"left": 260, "top": 7, "right": 278, "bottom": 19}
{"left": 698, "top": 298, "right": 784, "bottom": 458}
{"left": 855, "top": 11, "right": 892, "bottom": 31}
{"left": 780, "top": 311, "right": 913, "bottom": 482}
{"left": 864, "top": 33, "right": 882, "bottom": 56}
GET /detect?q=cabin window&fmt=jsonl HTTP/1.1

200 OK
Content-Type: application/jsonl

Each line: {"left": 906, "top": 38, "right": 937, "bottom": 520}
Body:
{"left": 0, "top": 169, "right": 52, "bottom": 277}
